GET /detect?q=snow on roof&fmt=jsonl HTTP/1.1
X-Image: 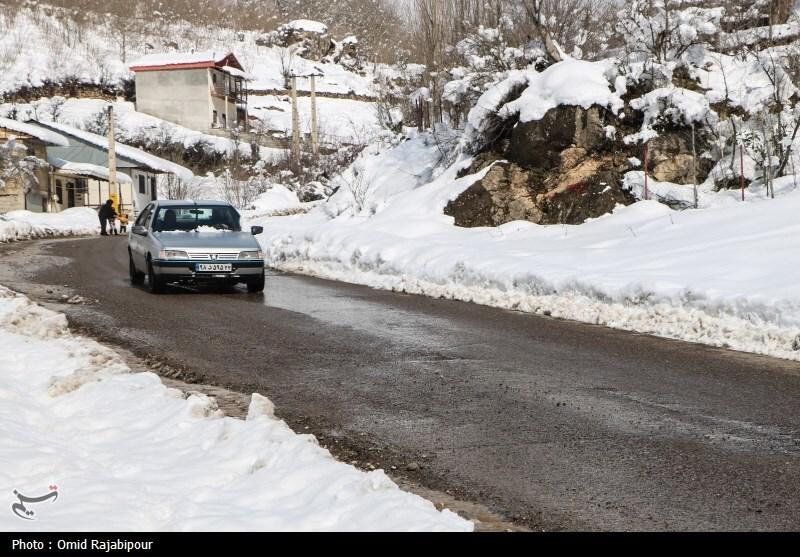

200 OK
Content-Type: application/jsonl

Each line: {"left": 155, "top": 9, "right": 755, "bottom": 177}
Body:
{"left": 502, "top": 59, "right": 625, "bottom": 123}
{"left": 129, "top": 51, "right": 243, "bottom": 72}
{"left": 283, "top": 20, "right": 328, "bottom": 34}
{"left": 48, "top": 156, "right": 134, "bottom": 184}
{"left": 221, "top": 65, "right": 250, "bottom": 79}
{"left": 37, "top": 121, "right": 194, "bottom": 182}
{"left": 0, "top": 117, "right": 69, "bottom": 146}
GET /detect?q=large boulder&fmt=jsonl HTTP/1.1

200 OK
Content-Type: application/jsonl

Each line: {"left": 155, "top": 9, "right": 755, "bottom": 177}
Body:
{"left": 445, "top": 149, "right": 632, "bottom": 227}
{"left": 647, "top": 129, "right": 714, "bottom": 184}
{"left": 507, "top": 105, "right": 611, "bottom": 169}
{"left": 445, "top": 161, "right": 543, "bottom": 227}
{"left": 273, "top": 20, "right": 334, "bottom": 60}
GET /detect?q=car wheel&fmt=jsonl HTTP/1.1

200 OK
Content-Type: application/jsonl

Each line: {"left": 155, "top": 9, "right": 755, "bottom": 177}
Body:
{"left": 129, "top": 253, "right": 145, "bottom": 285}
{"left": 247, "top": 271, "right": 265, "bottom": 293}
{"left": 147, "top": 257, "right": 165, "bottom": 294}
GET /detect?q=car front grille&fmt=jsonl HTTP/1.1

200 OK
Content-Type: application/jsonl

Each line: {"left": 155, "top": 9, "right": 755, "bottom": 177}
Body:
{"left": 186, "top": 252, "right": 240, "bottom": 261}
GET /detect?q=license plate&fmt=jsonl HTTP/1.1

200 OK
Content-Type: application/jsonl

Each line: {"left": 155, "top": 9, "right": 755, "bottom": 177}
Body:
{"left": 197, "top": 263, "right": 232, "bottom": 272}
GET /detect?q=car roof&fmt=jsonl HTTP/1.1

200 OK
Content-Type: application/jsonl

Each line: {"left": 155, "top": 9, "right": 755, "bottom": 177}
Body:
{"left": 154, "top": 199, "right": 233, "bottom": 207}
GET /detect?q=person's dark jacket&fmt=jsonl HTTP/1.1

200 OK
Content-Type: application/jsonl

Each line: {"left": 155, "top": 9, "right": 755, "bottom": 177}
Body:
{"left": 98, "top": 202, "right": 116, "bottom": 220}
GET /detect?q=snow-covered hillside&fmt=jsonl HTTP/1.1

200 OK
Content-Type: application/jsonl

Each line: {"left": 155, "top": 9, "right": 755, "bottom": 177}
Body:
{"left": 0, "top": 7, "right": 377, "bottom": 97}
{"left": 0, "top": 97, "right": 288, "bottom": 162}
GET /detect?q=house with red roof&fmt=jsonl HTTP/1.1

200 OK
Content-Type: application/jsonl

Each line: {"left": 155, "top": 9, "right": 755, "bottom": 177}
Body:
{"left": 129, "top": 51, "right": 249, "bottom": 133}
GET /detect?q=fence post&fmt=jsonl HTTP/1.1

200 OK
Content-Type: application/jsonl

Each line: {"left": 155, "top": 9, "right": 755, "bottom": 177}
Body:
{"left": 643, "top": 142, "right": 649, "bottom": 200}
{"left": 691, "top": 123, "right": 698, "bottom": 209}
{"left": 740, "top": 144, "right": 745, "bottom": 201}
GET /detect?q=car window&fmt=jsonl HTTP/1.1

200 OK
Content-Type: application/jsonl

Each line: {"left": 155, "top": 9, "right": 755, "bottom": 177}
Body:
{"left": 152, "top": 205, "right": 241, "bottom": 232}
{"left": 135, "top": 205, "right": 152, "bottom": 227}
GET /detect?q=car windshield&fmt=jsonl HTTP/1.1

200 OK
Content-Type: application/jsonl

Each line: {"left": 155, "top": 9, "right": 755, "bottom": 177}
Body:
{"left": 152, "top": 205, "right": 241, "bottom": 232}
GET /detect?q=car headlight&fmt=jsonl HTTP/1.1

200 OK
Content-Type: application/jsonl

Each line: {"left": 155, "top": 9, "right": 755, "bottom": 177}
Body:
{"left": 158, "top": 250, "right": 189, "bottom": 260}
{"left": 238, "top": 250, "right": 264, "bottom": 260}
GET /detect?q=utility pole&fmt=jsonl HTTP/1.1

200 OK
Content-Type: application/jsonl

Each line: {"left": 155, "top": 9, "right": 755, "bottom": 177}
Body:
{"left": 310, "top": 74, "right": 319, "bottom": 158}
{"left": 107, "top": 105, "right": 118, "bottom": 211}
{"left": 290, "top": 74, "right": 300, "bottom": 164}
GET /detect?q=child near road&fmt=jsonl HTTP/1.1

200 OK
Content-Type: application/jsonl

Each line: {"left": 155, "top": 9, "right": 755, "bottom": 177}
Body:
{"left": 118, "top": 213, "right": 129, "bottom": 234}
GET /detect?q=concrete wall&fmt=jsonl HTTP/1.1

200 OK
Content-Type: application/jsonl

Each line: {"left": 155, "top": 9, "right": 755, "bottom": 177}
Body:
{"left": 135, "top": 69, "right": 211, "bottom": 131}
{"left": 0, "top": 131, "right": 50, "bottom": 213}
{"left": 210, "top": 94, "right": 238, "bottom": 129}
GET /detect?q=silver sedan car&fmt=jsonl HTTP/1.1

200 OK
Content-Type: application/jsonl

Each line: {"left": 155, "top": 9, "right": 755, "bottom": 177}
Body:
{"left": 128, "top": 200, "right": 265, "bottom": 293}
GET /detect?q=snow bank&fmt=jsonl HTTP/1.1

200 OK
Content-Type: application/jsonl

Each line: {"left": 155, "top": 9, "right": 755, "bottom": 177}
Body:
{"left": 247, "top": 185, "right": 301, "bottom": 213}
{"left": 622, "top": 171, "right": 800, "bottom": 209}
{"left": 0, "top": 286, "right": 472, "bottom": 532}
{"left": 0, "top": 208, "right": 99, "bottom": 243}
{"left": 252, "top": 135, "right": 800, "bottom": 361}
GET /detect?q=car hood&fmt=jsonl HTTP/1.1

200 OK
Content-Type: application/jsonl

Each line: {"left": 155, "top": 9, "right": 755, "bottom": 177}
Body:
{"left": 153, "top": 231, "right": 260, "bottom": 250}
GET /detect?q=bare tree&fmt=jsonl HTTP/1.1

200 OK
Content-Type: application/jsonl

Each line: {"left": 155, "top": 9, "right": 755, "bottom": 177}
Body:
{"left": 337, "top": 160, "right": 371, "bottom": 213}
{"left": 159, "top": 173, "right": 199, "bottom": 200}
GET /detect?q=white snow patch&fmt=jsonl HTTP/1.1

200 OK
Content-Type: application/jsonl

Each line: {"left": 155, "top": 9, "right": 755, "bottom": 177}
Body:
{"left": 0, "top": 286, "right": 472, "bottom": 532}
{"left": 503, "top": 59, "right": 624, "bottom": 123}
{"left": 0, "top": 208, "right": 99, "bottom": 243}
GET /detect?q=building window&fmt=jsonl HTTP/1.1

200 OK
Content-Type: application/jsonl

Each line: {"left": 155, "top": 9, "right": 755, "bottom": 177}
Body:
{"left": 222, "top": 113, "right": 227, "bottom": 128}
{"left": 213, "top": 110, "right": 218, "bottom": 127}
{"left": 212, "top": 73, "right": 217, "bottom": 84}
{"left": 55, "top": 180, "right": 63, "bottom": 205}
{"left": 138, "top": 175, "right": 145, "bottom": 194}
{"left": 150, "top": 177, "right": 157, "bottom": 201}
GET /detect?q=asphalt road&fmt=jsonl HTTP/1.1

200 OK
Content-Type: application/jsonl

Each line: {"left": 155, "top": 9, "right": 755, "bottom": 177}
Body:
{"left": 6, "top": 236, "right": 800, "bottom": 531}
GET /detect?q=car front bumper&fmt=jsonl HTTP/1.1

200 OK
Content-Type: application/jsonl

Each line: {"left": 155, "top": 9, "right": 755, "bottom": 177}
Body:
{"left": 152, "top": 259, "right": 265, "bottom": 281}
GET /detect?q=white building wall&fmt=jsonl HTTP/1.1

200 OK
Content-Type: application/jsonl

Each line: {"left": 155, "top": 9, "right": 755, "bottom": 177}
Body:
{"left": 135, "top": 69, "right": 211, "bottom": 131}
{"left": 128, "top": 169, "right": 160, "bottom": 216}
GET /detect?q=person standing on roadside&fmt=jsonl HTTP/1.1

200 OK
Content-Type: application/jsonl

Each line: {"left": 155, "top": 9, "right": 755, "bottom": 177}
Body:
{"left": 98, "top": 199, "right": 116, "bottom": 236}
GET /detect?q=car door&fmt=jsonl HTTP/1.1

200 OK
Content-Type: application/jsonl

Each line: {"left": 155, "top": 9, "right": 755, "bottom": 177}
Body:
{"left": 142, "top": 204, "right": 160, "bottom": 265}
{"left": 131, "top": 203, "right": 153, "bottom": 269}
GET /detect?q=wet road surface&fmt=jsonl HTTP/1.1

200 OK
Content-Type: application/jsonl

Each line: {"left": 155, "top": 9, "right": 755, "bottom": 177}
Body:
{"left": 5, "top": 236, "right": 800, "bottom": 530}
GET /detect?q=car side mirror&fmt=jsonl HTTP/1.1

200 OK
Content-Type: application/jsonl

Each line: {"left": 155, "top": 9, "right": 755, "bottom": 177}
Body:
{"left": 132, "top": 225, "right": 148, "bottom": 236}
{"left": 251, "top": 225, "right": 263, "bottom": 235}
